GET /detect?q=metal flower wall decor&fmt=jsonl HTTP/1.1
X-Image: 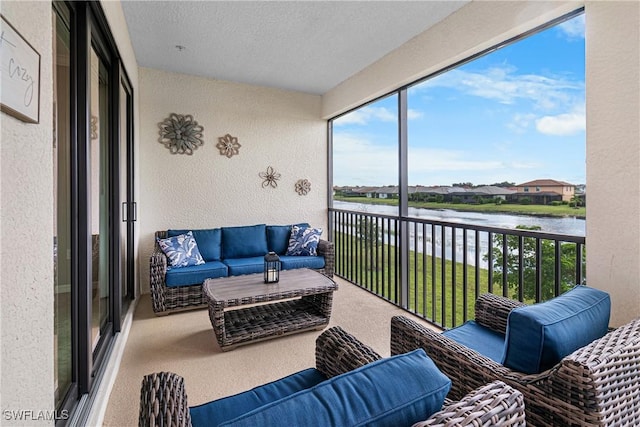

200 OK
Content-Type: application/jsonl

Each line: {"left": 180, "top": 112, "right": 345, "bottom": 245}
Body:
{"left": 259, "top": 166, "right": 281, "bottom": 188}
{"left": 295, "top": 179, "right": 311, "bottom": 195}
{"left": 158, "top": 113, "right": 204, "bottom": 155}
{"left": 216, "top": 134, "right": 241, "bottom": 158}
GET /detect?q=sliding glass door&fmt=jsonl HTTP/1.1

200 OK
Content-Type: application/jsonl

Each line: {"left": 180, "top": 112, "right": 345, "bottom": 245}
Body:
{"left": 53, "top": 1, "right": 135, "bottom": 422}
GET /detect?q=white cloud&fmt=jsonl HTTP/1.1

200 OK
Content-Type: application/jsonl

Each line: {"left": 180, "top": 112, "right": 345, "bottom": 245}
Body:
{"left": 408, "top": 147, "right": 504, "bottom": 172}
{"left": 333, "top": 134, "right": 517, "bottom": 186}
{"left": 506, "top": 113, "right": 537, "bottom": 133}
{"left": 333, "top": 134, "right": 398, "bottom": 185}
{"left": 536, "top": 112, "right": 585, "bottom": 136}
{"left": 421, "top": 66, "right": 582, "bottom": 111}
{"left": 509, "top": 161, "right": 541, "bottom": 170}
{"left": 407, "top": 109, "right": 423, "bottom": 120}
{"left": 557, "top": 15, "right": 585, "bottom": 40}
{"left": 334, "top": 106, "right": 396, "bottom": 126}
{"left": 334, "top": 106, "right": 423, "bottom": 126}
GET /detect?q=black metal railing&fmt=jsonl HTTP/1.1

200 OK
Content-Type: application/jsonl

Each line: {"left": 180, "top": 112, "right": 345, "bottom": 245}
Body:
{"left": 329, "top": 207, "right": 586, "bottom": 329}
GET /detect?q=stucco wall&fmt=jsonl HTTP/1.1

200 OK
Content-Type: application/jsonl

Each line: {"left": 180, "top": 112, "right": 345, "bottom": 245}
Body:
{"left": 585, "top": 1, "right": 640, "bottom": 326}
{"left": 0, "top": 2, "right": 54, "bottom": 424}
{"left": 138, "top": 67, "right": 326, "bottom": 294}
{"left": 322, "top": 0, "right": 640, "bottom": 325}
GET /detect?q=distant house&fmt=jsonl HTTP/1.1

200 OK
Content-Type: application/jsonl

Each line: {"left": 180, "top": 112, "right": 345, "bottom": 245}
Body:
{"left": 468, "top": 186, "right": 516, "bottom": 201}
{"left": 374, "top": 186, "right": 398, "bottom": 199}
{"left": 514, "top": 179, "right": 575, "bottom": 203}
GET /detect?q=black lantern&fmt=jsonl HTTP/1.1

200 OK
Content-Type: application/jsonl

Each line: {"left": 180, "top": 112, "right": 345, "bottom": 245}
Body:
{"left": 264, "top": 251, "right": 281, "bottom": 283}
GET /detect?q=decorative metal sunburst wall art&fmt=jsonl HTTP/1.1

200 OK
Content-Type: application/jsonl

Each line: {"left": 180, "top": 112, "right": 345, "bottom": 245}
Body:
{"left": 158, "top": 113, "right": 204, "bottom": 155}
{"left": 259, "top": 166, "right": 281, "bottom": 188}
{"left": 216, "top": 134, "right": 241, "bottom": 158}
{"left": 295, "top": 179, "right": 311, "bottom": 195}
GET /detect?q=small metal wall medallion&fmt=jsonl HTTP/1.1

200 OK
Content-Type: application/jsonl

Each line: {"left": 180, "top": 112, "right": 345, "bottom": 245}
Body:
{"left": 295, "top": 179, "right": 311, "bottom": 195}
{"left": 158, "top": 113, "right": 204, "bottom": 155}
{"left": 259, "top": 166, "right": 281, "bottom": 188}
{"left": 216, "top": 134, "right": 241, "bottom": 158}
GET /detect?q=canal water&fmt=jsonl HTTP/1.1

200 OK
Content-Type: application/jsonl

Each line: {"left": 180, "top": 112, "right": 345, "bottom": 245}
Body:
{"left": 334, "top": 201, "right": 585, "bottom": 236}
{"left": 333, "top": 201, "right": 585, "bottom": 268}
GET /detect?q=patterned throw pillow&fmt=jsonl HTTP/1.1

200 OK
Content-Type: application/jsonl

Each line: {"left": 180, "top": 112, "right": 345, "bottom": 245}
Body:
{"left": 286, "top": 226, "right": 322, "bottom": 256}
{"left": 157, "top": 231, "right": 205, "bottom": 268}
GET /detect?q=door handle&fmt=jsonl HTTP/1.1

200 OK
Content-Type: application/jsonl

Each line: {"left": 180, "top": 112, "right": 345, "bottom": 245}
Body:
{"left": 122, "top": 202, "right": 137, "bottom": 222}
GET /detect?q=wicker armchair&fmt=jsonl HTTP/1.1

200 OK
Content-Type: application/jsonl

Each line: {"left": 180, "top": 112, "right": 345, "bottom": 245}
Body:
{"left": 391, "top": 294, "right": 640, "bottom": 427}
{"left": 149, "top": 230, "right": 335, "bottom": 315}
{"left": 140, "top": 326, "right": 525, "bottom": 427}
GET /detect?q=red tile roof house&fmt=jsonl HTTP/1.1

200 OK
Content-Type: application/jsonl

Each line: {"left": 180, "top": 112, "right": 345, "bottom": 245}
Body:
{"left": 516, "top": 179, "right": 576, "bottom": 202}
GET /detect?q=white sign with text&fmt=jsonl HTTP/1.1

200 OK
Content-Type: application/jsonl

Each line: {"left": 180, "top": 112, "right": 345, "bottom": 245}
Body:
{"left": 1, "top": 15, "right": 40, "bottom": 123}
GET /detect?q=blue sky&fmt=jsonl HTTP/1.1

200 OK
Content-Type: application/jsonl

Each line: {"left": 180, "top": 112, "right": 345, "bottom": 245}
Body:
{"left": 333, "top": 14, "right": 585, "bottom": 187}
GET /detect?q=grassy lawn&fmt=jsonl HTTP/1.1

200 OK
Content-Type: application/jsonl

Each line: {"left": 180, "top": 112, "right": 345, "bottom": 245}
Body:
{"left": 335, "top": 196, "right": 586, "bottom": 218}
{"left": 334, "top": 231, "right": 493, "bottom": 328}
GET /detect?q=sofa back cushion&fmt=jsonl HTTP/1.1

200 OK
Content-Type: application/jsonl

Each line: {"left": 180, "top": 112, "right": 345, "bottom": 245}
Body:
{"left": 221, "top": 224, "right": 268, "bottom": 259}
{"left": 219, "top": 349, "right": 451, "bottom": 427}
{"left": 190, "top": 368, "right": 326, "bottom": 427}
{"left": 502, "top": 285, "right": 611, "bottom": 374}
{"left": 266, "top": 223, "right": 310, "bottom": 255}
{"left": 168, "top": 228, "right": 222, "bottom": 262}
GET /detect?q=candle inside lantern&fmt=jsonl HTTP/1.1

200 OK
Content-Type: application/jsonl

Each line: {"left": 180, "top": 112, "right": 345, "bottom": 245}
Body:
{"left": 267, "top": 268, "right": 277, "bottom": 282}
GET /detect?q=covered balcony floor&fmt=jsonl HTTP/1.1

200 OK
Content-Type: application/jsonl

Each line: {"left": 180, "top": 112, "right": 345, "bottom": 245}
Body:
{"left": 103, "top": 277, "right": 439, "bottom": 426}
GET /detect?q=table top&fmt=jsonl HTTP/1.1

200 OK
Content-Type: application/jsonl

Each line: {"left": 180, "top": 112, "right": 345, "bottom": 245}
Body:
{"left": 203, "top": 268, "right": 337, "bottom": 307}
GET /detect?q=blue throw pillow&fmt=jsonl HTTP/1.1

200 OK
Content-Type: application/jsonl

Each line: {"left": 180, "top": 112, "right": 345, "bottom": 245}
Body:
{"left": 168, "top": 228, "right": 222, "bottom": 262}
{"left": 286, "top": 226, "right": 322, "bottom": 256}
{"left": 266, "top": 223, "right": 310, "bottom": 255}
{"left": 502, "top": 285, "right": 611, "bottom": 374}
{"left": 157, "top": 231, "right": 205, "bottom": 268}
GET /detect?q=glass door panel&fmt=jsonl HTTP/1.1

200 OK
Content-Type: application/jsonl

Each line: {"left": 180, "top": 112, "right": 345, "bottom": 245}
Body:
{"left": 119, "top": 81, "right": 133, "bottom": 309}
{"left": 53, "top": 9, "right": 73, "bottom": 408}
{"left": 90, "top": 47, "right": 111, "bottom": 351}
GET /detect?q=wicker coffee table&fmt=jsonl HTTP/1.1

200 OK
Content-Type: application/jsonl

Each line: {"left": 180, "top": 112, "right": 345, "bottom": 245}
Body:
{"left": 203, "top": 268, "right": 338, "bottom": 351}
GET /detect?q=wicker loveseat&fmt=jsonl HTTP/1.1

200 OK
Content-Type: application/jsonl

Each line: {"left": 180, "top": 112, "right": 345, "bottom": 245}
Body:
{"left": 390, "top": 291, "right": 640, "bottom": 426}
{"left": 140, "top": 326, "right": 525, "bottom": 427}
{"left": 150, "top": 223, "right": 334, "bottom": 315}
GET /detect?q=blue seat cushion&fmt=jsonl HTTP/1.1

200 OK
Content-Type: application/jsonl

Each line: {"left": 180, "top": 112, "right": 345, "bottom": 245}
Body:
{"left": 168, "top": 228, "right": 222, "bottom": 262}
{"left": 266, "top": 223, "right": 310, "bottom": 255}
{"left": 222, "top": 224, "right": 268, "bottom": 259}
{"left": 279, "top": 255, "right": 325, "bottom": 271}
{"left": 442, "top": 320, "right": 505, "bottom": 363}
{"left": 165, "top": 261, "right": 228, "bottom": 287}
{"left": 223, "top": 257, "right": 265, "bottom": 276}
{"left": 502, "top": 285, "right": 611, "bottom": 374}
{"left": 219, "top": 349, "right": 451, "bottom": 427}
{"left": 190, "top": 368, "right": 326, "bottom": 427}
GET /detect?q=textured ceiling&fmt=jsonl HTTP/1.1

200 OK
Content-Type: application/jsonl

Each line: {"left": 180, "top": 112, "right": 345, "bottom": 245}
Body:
{"left": 121, "top": 1, "right": 468, "bottom": 95}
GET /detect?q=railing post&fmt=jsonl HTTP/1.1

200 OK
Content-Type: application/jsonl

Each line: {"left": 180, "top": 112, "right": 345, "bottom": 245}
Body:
{"left": 398, "top": 89, "right": 409, "bottom": 309}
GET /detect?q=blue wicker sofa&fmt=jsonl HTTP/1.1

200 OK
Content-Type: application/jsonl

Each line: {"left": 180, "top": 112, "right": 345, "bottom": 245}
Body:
{"left": 149, "top": 223, "right": 334, "bottom": 315}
